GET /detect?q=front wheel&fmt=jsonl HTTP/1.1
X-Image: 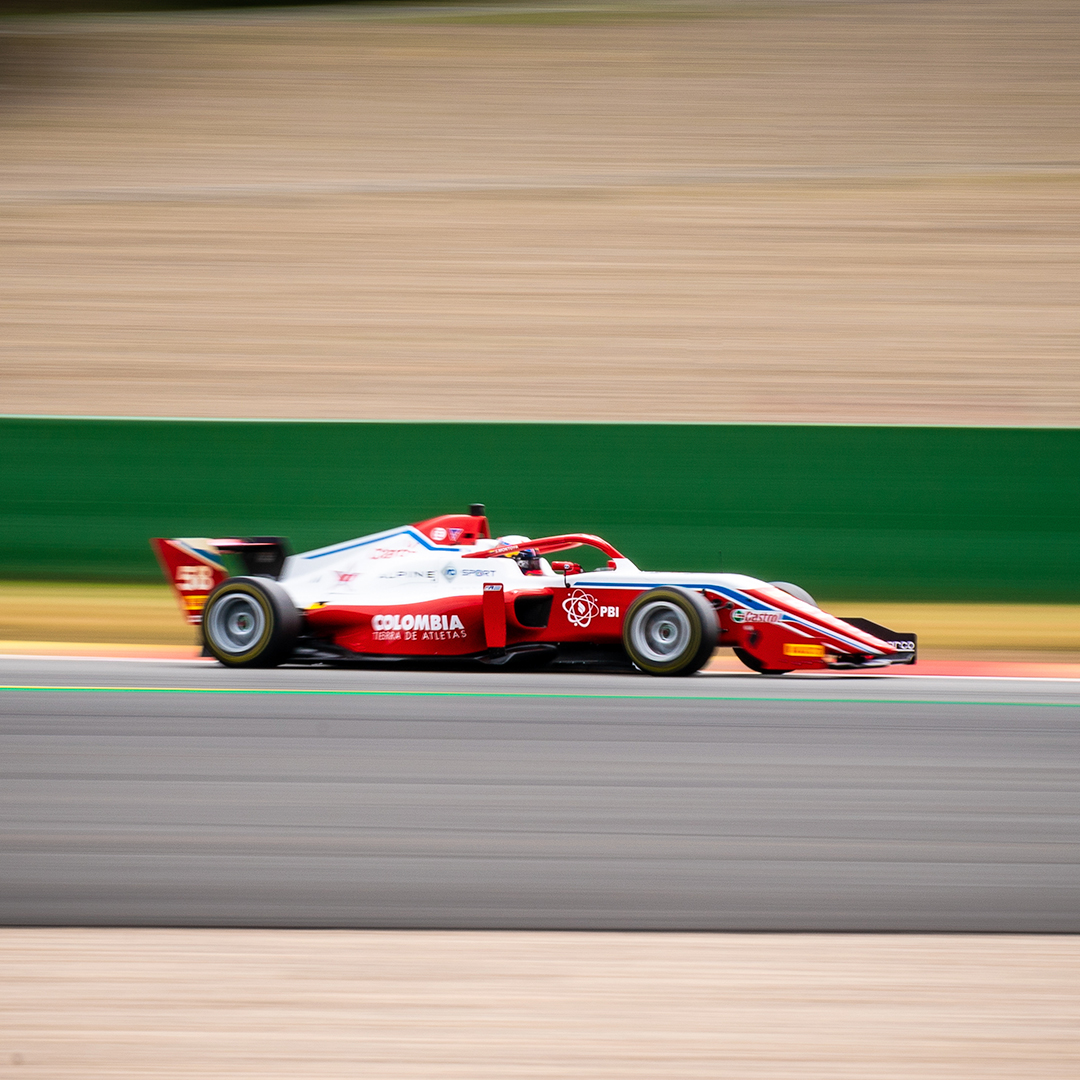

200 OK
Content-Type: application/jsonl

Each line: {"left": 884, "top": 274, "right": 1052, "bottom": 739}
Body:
{"left": 768, "top": 580, "right": 817, "bottom": 607}
{"left": 202, "top": 577, "right": 301, "bottom": 667}
{"left": 622, "top": 587, "right": 718, "bottom": 677}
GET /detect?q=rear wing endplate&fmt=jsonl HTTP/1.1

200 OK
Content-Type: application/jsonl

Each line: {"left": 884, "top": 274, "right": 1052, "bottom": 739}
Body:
{"left": 150, "top": 536, "right": 292, "bottom": 625}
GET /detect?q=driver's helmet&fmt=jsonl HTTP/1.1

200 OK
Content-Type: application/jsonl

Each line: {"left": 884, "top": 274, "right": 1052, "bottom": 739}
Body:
{"left": 514, "top": 547, "right": 543, "bottom": 575}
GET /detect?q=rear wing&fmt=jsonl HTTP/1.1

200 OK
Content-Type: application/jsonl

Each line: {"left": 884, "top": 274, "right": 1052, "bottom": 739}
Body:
{"left": 150, "top": 536, "right": 291, "bottom": 625}
{"left": 151, "top": 538, "right": 228, "bottom": 625}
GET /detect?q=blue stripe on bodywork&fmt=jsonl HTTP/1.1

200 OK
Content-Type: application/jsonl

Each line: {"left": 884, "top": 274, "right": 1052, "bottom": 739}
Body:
{"left": 573, "top": 580, "right": 882, "bottom": 654}
{"left": 575, "top": 581, "right": 772, "bottom": 611}
{"left": 303, "top": 528, "right": 460, "bottom": 560}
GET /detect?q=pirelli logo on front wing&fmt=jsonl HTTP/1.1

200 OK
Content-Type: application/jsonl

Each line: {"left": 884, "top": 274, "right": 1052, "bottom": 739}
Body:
{"left": 783, "top": 643, "right": 826, "bottom": 657}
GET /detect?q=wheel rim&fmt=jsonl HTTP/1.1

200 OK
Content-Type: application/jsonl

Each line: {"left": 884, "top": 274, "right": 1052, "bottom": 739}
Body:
{"left": 629, "top": 601, "right": 692, "bottom": 664}
{"left": 208, "top": 593, "right": 266, "bottom": 654}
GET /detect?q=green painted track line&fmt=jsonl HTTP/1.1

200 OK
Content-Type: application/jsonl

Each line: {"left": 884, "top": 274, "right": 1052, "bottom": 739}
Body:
{"left": 1, "top": 685, "right": 1077, "bottom": 707}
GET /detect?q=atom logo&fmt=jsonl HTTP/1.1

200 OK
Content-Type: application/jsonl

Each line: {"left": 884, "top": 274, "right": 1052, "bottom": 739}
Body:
{"left": 563, "top": 589, "right": 601, "bottom": 628}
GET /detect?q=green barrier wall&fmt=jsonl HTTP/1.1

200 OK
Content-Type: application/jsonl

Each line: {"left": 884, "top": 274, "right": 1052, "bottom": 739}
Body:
{"left": 1, "top": 419, "right": 1077, "bottom": 600}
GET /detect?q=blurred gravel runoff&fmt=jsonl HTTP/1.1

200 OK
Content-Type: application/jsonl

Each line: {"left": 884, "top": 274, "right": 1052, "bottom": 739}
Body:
{"left": 2, "top": 929, "right": 1079, "bottom": 1079}
{"left": 1, "top": 0, "right": 1078, "bottom": 423}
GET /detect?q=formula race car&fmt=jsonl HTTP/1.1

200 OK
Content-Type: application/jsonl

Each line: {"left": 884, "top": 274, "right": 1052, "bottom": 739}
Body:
{"left": 152, "top": 505, "right": 916, "bottom": 675}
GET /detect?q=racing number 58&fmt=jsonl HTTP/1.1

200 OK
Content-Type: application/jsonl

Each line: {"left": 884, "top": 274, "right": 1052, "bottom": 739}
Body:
{"left": 176, "top": 565, "right": 216, "bottom": 591}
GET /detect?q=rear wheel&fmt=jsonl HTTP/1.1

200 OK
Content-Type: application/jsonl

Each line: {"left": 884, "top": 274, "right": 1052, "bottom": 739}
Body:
{"left": 623, "top": 587, "right": 717, "bottom": 677}
{"left": 202, "top": 577, "right": 301, "bottom": 667}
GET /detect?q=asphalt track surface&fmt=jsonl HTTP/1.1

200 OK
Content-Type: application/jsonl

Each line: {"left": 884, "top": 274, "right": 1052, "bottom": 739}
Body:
{"left": 2, "top": 658, "right": 1078, "bottom": 931}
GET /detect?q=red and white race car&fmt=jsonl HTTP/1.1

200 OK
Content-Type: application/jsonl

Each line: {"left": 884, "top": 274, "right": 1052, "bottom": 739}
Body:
{"left": 152, "top": 505, "right": 916, "bottom": 675}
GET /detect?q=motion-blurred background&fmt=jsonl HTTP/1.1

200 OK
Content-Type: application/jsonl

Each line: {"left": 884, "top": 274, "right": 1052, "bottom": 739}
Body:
{"left": 2, "top": 5, "right": 1080, "bottom": 1075}
{"left": 4, "top": 0, "right": 1079, "bottom": 424}
{"left": 2, "top": 0, "right": 1078, "bottom": 656}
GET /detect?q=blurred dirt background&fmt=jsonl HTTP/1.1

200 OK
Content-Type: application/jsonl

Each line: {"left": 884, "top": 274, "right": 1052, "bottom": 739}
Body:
{"left": 2, "top": 0, "right": 1078, "bottom": 424}
{"left": 2, "top": 929, "right": 1079, "bottom": 1078}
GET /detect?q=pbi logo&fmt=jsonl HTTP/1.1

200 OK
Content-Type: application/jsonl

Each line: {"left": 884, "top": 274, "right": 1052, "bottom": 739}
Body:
{"left": 562, "top": 590, "right": 619, "bottom": 629}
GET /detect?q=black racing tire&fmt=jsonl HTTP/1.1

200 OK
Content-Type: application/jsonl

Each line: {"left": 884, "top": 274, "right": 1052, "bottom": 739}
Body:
{"left": 202, "top": 576, "right": 301, "bottom": 668}
{"left": 768, "top": 580, "right": 818, "bottom": 607}
{"left": 732, "top": 647, "right": 791, "bottom": 676}
{"left": 622, "top": 587, "right": 718, "bottom": 677}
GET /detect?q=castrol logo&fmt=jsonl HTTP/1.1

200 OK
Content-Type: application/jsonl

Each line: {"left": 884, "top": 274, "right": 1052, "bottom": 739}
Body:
{"left": 730, "top": 608, "right": 782, "bottom": 624}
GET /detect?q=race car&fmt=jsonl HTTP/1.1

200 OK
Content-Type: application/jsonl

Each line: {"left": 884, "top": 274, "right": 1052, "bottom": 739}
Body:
{"left": 151, "top": 504, "right": 916, "bottom": 675}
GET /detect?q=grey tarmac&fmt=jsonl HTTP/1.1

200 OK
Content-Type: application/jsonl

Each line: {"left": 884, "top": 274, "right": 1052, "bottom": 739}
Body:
{"left": 2, "top": 658, "right": 1078, "bottom": 931}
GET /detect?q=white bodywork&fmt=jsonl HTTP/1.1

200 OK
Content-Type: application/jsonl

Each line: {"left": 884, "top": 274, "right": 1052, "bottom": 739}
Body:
{"left": 274, "top": 524, "right": 883, "bottom": 656}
